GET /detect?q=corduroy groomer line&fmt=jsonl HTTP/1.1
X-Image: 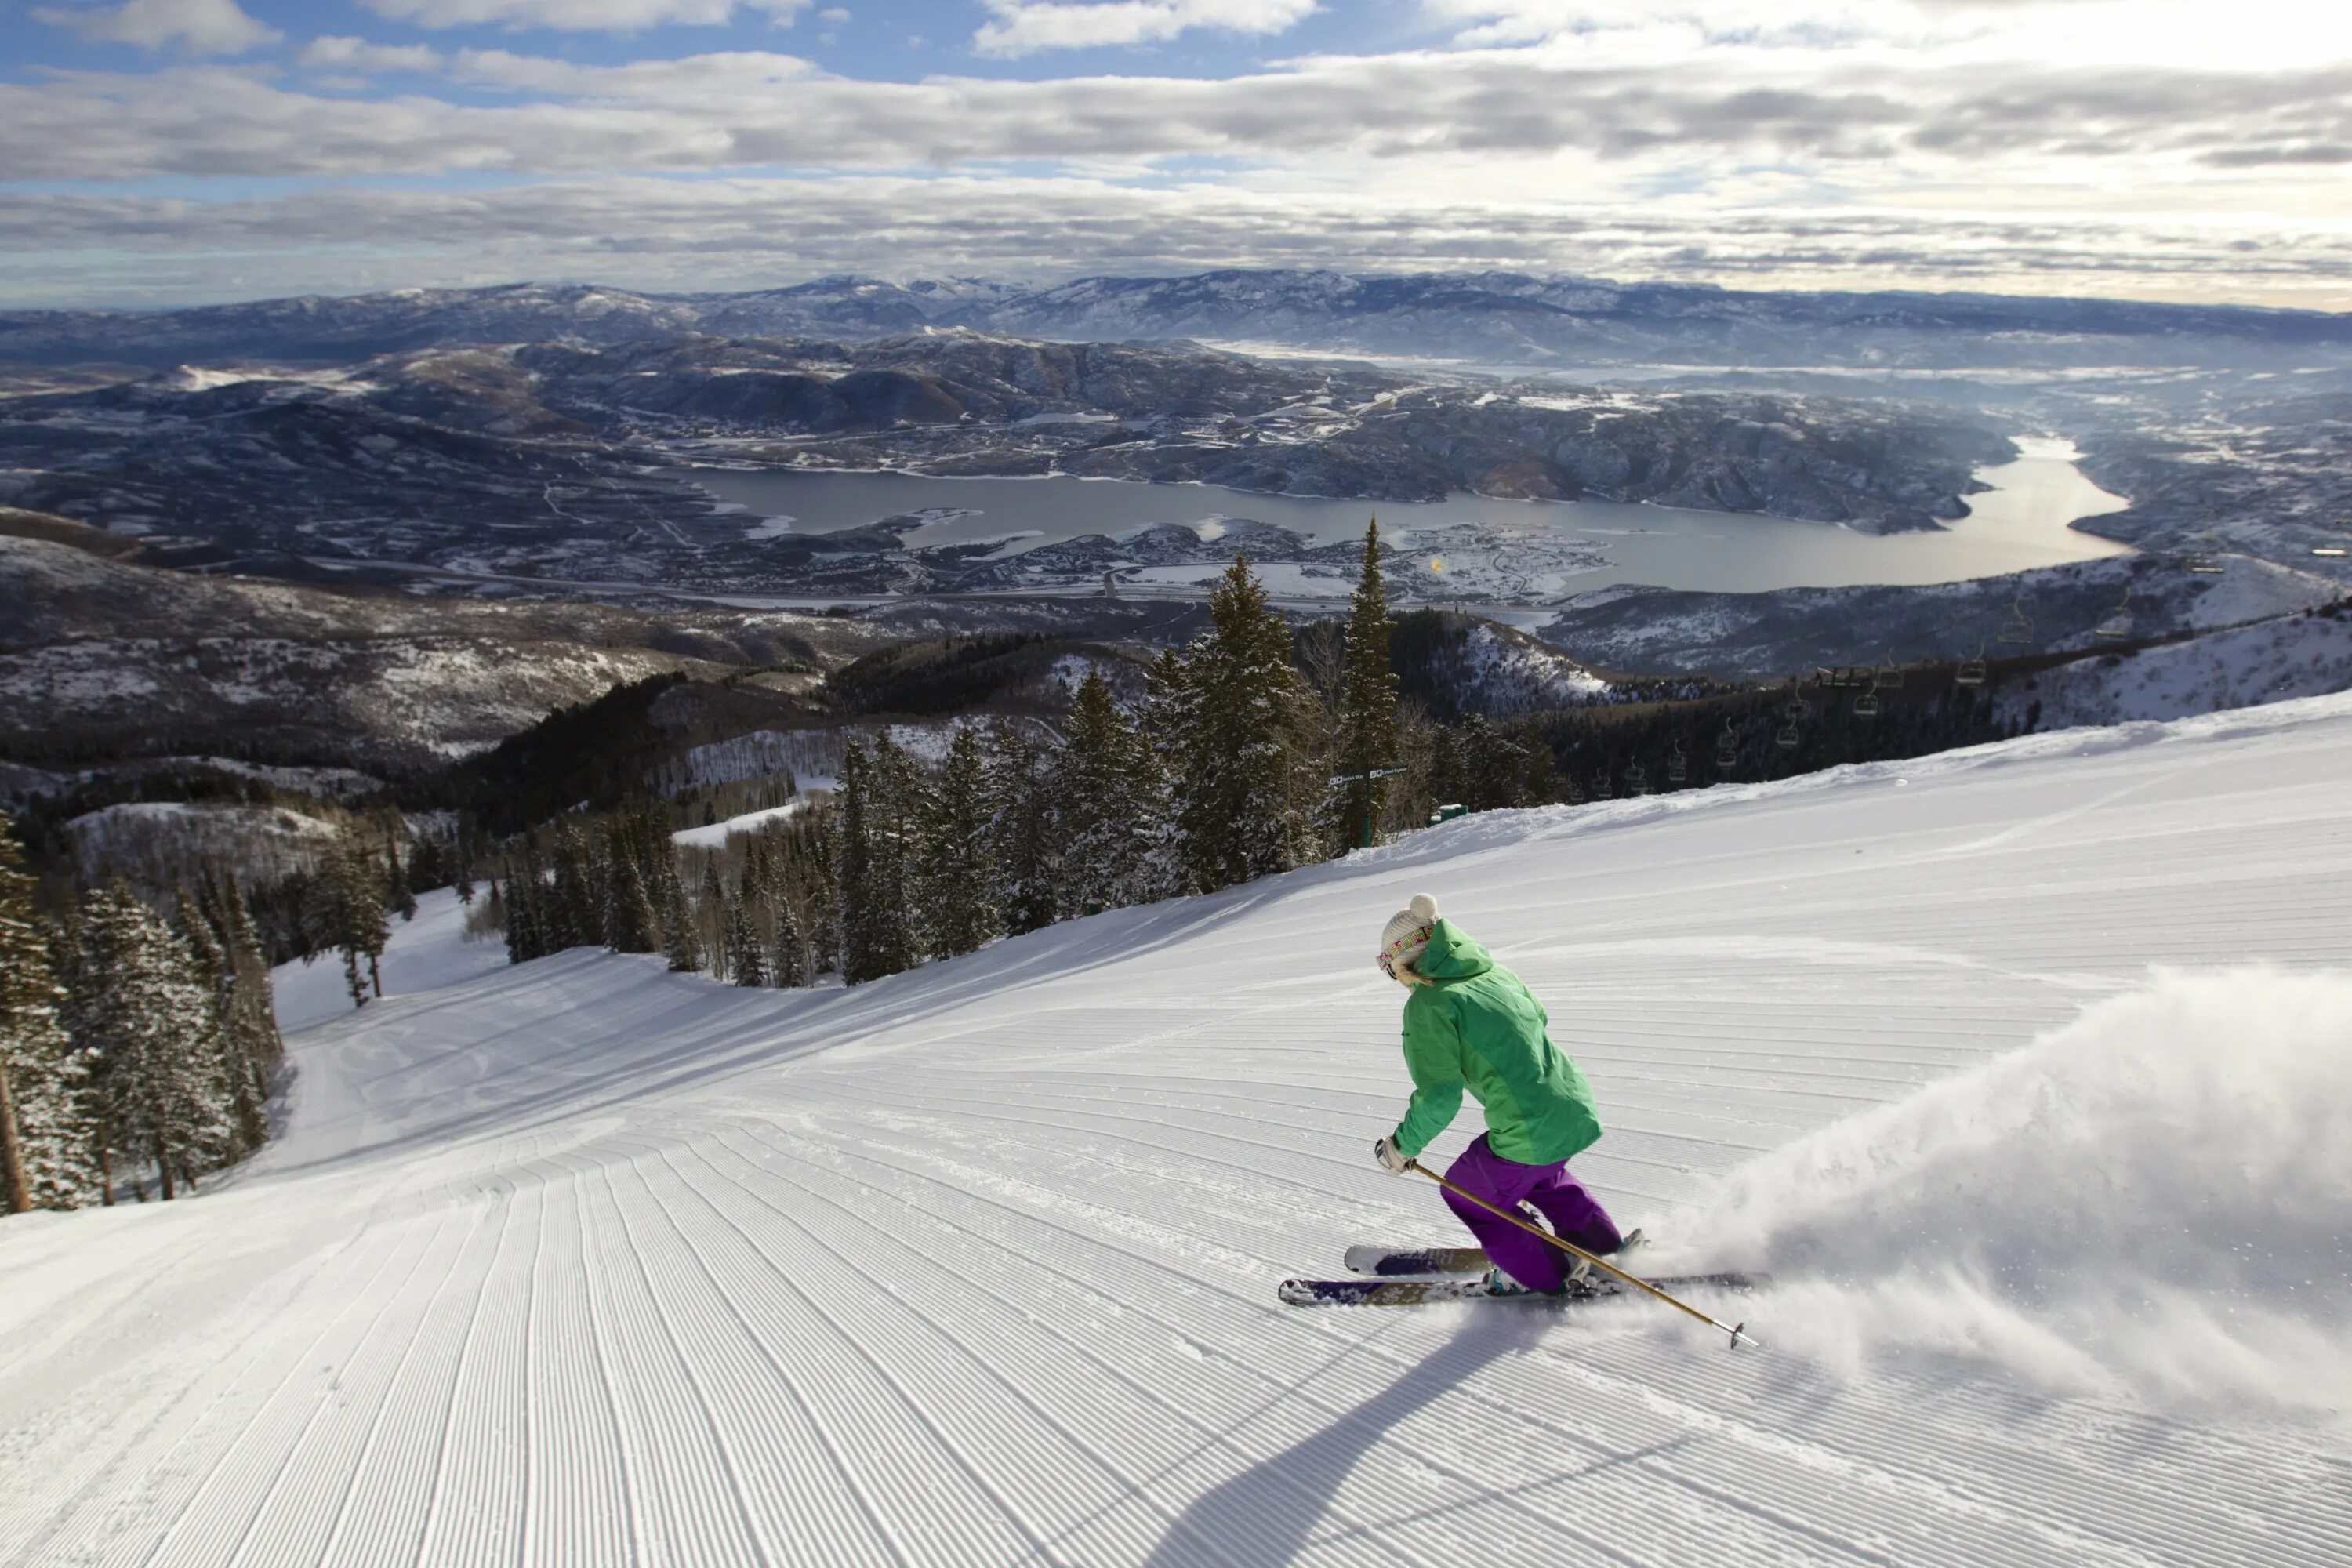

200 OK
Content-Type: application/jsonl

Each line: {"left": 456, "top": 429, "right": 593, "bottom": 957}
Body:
{"left": 1406, "top": 1160, "right": 1760, "bottom": 1349}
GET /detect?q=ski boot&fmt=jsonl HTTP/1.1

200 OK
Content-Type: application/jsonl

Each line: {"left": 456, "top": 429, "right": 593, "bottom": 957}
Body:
{"left": 1483, "top": 1258, "right": 1592, "bottom": 1299}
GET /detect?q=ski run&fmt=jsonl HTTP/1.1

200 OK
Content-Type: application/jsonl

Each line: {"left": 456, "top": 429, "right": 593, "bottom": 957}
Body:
{"left": 7, "top": 692, "right": 2352, "bottom": 1567}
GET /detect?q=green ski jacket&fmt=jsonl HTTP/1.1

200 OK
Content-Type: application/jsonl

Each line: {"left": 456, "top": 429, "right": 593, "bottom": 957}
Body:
{"left": 1390, "top": 919, "right": 1602, "bottom": 1166}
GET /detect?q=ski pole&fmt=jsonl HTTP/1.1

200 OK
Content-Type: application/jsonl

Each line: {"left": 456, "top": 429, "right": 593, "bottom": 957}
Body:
{"left": 1406, "top": 1160, "right": 1759, "bottom": 1350}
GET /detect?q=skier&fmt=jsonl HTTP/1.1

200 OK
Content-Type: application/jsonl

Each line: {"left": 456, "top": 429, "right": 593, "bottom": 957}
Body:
{"left": 1371, "top": 893, "right": 1633, "bottom": 1296}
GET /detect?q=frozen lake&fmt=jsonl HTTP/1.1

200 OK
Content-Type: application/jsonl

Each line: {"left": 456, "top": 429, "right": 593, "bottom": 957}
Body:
{"left": 666, "top": 437, "right": 2132, "bottom": 595}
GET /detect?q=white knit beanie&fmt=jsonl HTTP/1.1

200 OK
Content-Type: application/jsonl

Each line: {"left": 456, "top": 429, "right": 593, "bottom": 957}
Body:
{"left": 1377, "top": 893, "right": 1440, "bottom": 976}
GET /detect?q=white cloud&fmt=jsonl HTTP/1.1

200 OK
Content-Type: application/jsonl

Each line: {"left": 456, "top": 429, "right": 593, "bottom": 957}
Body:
{"left": 9, "top": 5, "right": 2352, "bottom": 310}
{"left": 32, "top": 0, "right": 280, "bottom": 55}
{"left": 1421, "top": 0, "right": 2352, "bottom": 73}
{"left": 299, "top": 36, "right": 447, "bottom": 74}
{"left": 973, "top": 1, "right": 1319, "bottom": 57}
{"left": 7, "top": 174, "right": 2350, "bottom": 313}
{"left": 7, "top": 49, "right": 2348, "bottom": 185}
{"left": 357, "top": 0, "right": 808, "bottom": 31}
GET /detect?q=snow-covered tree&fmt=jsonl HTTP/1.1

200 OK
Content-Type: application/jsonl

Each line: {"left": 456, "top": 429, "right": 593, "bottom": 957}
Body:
{"left": 1160, "top": 556, "right": 1323, "bottom": 893}
{"left": 698, "top": 861, "right": 730, "bottom": 982}
{"left": 772, "top": 883, "right": 807, "bottom": 987}
{"left": 383, "top": 835, "right": 418, "bottom": 924}
{"left": 985, "top": 720, "right": 1058, "bottom": 935}
{"left": 921, "top": 724, "right": 996, "bottom": 958}
{"left": 321, "top": 840, "right": 389, "bottom": 1006}
{"left": 1054, "top": 671, "right": 1164, "bottom": 915}
{"left": 0, "top": 814, "right": 97, "bottom": 1212}
{"left": 660, "top": 858, "right": 702, "bottom": 974}
{"left": 549, "top": 822, "right": 598, "bottom": 952}
{"left": 198, "top": 868, "right": 282, "bottom": 1117}
{"left": 602, "top": 818, "right": 660, "bottom": 954}
{"left": 503, "top": 849, "right": 546, "bottom": 964}
{"left": 67, "top": 884, "right": 236, "bottom": 1201}
{"left": 840, "top": 736, "right": 916, "bottom": 984}
{"left": 176, "top": 885, "right": 266, "bottom": 1157}
{"left": 725, "top": 891, "right": 766, "bottom": 987}
{"left": 1329, "top": 519, "right": 1401, "bottom": 851}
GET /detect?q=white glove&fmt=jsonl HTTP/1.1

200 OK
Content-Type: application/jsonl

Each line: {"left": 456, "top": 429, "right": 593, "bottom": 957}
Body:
{"left": 1373, "top": 1135, "right": 1412, "bottom": 1175}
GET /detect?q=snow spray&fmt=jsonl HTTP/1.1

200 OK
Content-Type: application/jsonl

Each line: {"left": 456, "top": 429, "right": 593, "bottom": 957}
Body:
{"left": 1666, "top": 966, "right": 2352, "bottom": 1415}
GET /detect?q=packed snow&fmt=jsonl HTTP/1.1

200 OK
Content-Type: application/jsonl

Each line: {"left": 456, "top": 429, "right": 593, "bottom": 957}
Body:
{"left": 670, "top": 798, "right": 816, "bottom": 850}
{"left": 5, "top": 695, "right": 2352, "bottom": 1565}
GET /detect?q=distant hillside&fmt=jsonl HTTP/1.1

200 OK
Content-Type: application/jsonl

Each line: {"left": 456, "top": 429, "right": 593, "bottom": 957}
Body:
{"left": 0, "top": 534, "right": 853, "bottom": 773}
{"left": 8, "top": 270, "right": 2350, "bottom": 371}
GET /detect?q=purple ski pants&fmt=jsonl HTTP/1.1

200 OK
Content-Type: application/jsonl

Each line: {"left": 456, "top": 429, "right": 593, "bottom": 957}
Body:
{"left": 1441, "top": 1134, "right": 1621, "bottom": 1294}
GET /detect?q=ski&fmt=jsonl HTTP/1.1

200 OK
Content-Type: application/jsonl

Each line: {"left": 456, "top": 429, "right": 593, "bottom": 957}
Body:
{"left": 1344, "top": 1243, "right": 1490, "bottom": 1276}
{"left": 1279, "top": 1270, "right": 1763, "bottom": 1308}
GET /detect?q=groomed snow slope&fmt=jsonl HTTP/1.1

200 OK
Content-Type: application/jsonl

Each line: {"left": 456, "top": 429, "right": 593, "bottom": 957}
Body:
{"left": 7, "top": 696, "right": 2352, "bottom": 1566}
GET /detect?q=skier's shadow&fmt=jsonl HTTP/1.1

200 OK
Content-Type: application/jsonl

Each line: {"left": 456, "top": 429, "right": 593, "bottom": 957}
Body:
{"left": 1138, "top": 1312, "right": 1539, "bottom": 1568}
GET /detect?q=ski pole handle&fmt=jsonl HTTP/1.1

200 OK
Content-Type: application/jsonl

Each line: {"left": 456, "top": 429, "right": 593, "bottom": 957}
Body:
{"left": 1406, "top": 1160, "right": 1759, "bottom": 1350}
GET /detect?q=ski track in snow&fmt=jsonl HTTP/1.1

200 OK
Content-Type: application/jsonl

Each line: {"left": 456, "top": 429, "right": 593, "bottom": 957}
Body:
{"left": 9, "top": 697, "right": 2352, "bottom": 1565}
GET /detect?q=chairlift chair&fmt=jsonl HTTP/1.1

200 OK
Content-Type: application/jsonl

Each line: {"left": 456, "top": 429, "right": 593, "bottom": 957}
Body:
{"left": 1853, "top": 690, "right": 1881, "bottom": 720}
{"left": 1714, "top": 722, "right": 1739, "bottom": 771}
{"left": 2094, "top": 586, "right": 2135, "bottom": 641}
{"left": 1667, "top": 742, "right": 1688, "bottom": 785}
{"left": 1625, "top": 763, "right": 1651, "bottom": 796}
{"left": 1956, "top": 643, "right": 1988, "bottom": 687}
{"left": 1774, "top": 722, "right": 1801, "bottom": 750}
{"left": 1998, "top": 596, "right": 2034, "bottom": 647}
{"left": 1873, "top": 651, "right": 1904, "bottom": 691}
{"left": 2184, "top": 535, "right": 2227, "bottom": 575}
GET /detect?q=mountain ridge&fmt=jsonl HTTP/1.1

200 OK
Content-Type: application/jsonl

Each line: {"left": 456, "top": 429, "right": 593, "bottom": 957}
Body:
{"left": 9, "top": 269, "right": 2349, "bottom": 372}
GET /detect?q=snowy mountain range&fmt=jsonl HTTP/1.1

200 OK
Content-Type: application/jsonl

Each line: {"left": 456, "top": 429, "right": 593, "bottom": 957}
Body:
{"left": 9, "top": 270, "right": 2352, "bottom": 372}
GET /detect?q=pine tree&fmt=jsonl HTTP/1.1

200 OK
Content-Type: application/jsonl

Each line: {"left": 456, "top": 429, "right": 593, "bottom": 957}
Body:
{"left": 323, "top": 840, "right": 389, "bottom": 1006}
{"left": 838, "top": 736, "right": 916, "bottom": 983}
{"left": 661, "top": 856, "right": 702, "bottom": 974}
{"left": 67, "top": 884, "right": 235, "bottom": 1202}
{"left": 725, "top": 891, "right": 766, "bottom": 987}
{"left": 1330, "top": 518, "right": 1401, "bottom": 851}
{"left": 1054, "top": 672, "right": 1163, "bottom": 915}
{"left": 1461, "top": 716, "right": 1526, "bottom": 811}
{"left": 1, "top": 813, "right": 97, "bottom": 1212}
{"left": 503, "top": 853, "right": 541, "bottom": 964}
{"left": 1163, "top": 555, "right": 1323, "bottom": 892}
{"left": 453, "top": 814, "right": 477, "bottom": 906}
{"left": 802, "top": 808, "right": 840, "bottom": 978}
{"left": 602, "top": 819, "right": 659, "bottom": 954}
{"left": 200, "top": 868, "right": 282, "bottom": 1117}
{"left": 699, "top": 861, "right": 730, "bottom": 982}
{"left": 920, "top": 724, "right": 996, "bottom": 957}
{"left": 176, "top": 886, "right": 265, "bottom": 1157}
{"left": 771, "top": 888, "right": 806, "bottom": 986}
{"left": 984, "top": 720, "right": 1058, "bottom": 934}
{"left": 384, "top": 837, "right": 418, "bottom": 924}
{"left": 550, "top": 823, "right": 597, "bottom": 952}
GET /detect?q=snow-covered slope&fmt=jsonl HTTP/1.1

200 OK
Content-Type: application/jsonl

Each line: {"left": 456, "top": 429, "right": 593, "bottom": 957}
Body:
{"left": 7, "top": 698, "right": 2352, "bottom": 1566}
{"left": 2004, "top": 604, "right": 2352, "bottom": 728}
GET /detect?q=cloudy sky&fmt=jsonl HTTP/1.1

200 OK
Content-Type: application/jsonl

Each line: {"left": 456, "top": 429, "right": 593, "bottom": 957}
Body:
{"left": 3, "top": 0, "right": 2348, "bottom": 310}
